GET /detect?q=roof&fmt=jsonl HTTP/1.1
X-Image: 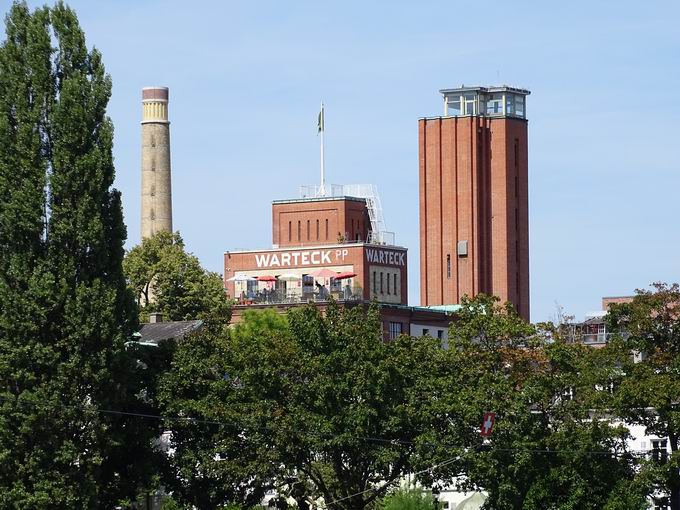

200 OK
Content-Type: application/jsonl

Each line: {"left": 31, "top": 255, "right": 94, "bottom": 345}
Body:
{"left": 272, "top": 196, "right": 367, "bottom": 205}
{"left": 379, "top": 303, "right": 459, "bottom": 315}
{"left": 225, "top": 241, "right": 408, "bottom": 255}
{"left": 439, "top": 85, "right": 531, "bottom": 96}
{"left": 138, "top": 320, "right": 203, "bottom": 344}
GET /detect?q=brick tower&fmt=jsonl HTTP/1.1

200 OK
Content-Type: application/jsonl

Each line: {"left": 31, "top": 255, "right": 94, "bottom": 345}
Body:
{"left": 419, "top": 86, "right": 530, "bottom": 319}
{"left": 141, "top": 86, "right": 172, "bottom": 239}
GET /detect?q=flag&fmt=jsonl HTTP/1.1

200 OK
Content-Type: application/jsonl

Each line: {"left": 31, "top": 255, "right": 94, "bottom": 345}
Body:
{"left": 318, "top": 104, "right": 324, "bottom": 134}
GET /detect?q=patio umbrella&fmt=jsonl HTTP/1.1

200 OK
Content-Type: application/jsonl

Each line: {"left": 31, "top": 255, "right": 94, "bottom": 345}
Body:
{"left": 310, "top": 268, "right": 338, "bottom": 278}
{"left": 334, "top": 272, "right": 357, "bottom": 280}
{"left": 256, "top": 275, "right": 277, "bottom": 282}
{"left": 277, "top": 273, "right": 301, "bottom": 281}
{"left": 226, "top": 273, "right": 256, "bottom": 282}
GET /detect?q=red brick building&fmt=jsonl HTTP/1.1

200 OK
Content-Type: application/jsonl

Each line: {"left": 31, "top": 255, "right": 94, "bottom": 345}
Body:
{"left": 225, "top": 196, "right": 407, "bottom": 305}
{"left": 419, "top": 86, "right": 530, "bottom": 319}
{"left": 225, "top": 193, "right": 452, "bottom": 338}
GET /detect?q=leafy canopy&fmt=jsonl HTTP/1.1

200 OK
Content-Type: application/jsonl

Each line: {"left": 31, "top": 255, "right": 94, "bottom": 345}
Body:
{"left": 124, "top": 230, "right": 230, "bottom": 323}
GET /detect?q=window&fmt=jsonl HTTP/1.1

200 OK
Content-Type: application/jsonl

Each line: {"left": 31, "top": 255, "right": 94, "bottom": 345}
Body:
{"left": 506, "top": 94, "right": 516, "bottom": 116}
{"left": 325, "top": 219, "right": 329, "bottom": 240}
{"left": 316, "top": 219, "right": 319, "bottom": 240}
{"left": 515, "top": 95, "right": 525, "bottom": 117}
{"left": 372, "top": 271, "right": 377, "bottom": 294}
{"left": 486, "top": 93, "right": 503, "bottom": 115}
{"left": 423, "top": 328, "right": 430, "bottom": 336}
{"left": 652, "top": 497, "right": 669, "bottom": 510}
{"left": 446, "top": 254, "right": 451, "bottom": 278}
{"left": 307, "top": 220, "right": 310, "bottom": 240}
{"left": 651, "top": 439, "right": 668, "bottom": 463}
{"left": 386, "top": 274, "right": 391, "bottom": 295}
{"left": 463, "top": 93, "right": 476, "bottom": 115}
{"left": 393, "top": 274, "right": 397, "bottom": 295}
{"left": 297, "top": 221, "right": 301, "bottom": 241}
{"left": 389, "top": 322, "right": 403, "bottom": 340}
{"left": 288, "top": 221, "right": 292, "bottom": 241}
{"left": 380, "top": 272, "right": 384, "bottom": 293}
{"left": 437, "top": 330, "right": 443, "bottom": 339}
{"left": 446, "top": 96, "right": 461, "bottom": 116}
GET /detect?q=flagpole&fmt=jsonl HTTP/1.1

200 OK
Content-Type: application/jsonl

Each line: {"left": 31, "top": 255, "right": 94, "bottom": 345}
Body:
{"left": 319, "top": 101, "right": 325, "bottom": 197}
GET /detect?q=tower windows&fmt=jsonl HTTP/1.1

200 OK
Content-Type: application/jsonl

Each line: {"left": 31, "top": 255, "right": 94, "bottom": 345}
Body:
{"left": 387, "top": 274, "right": 391, "bottom": 295}
{"left": 288, "top": 221, "right": 292, "bottom": 242}
{"left": 316, "top": 219, "right": 319, "bottom": 240}
{"left": 297, "top": 221, "right": 301, "bottom": 241}
{"left": 463, "top": 93, "right": 477, "bottom": 115}
{"left": 486, "top": 94, "right": 503, "bottom": 115}
{"left": 307, "top": 220, "right": 310, "bottom": 240}
{"left": 380, "top": 272, "right": 384, "bottom": 294}
{"left": 447, "top": 254, "right": 451, "bottom": 278}
{"left": 325, "top": 219, "right": 329, "bottom": 240}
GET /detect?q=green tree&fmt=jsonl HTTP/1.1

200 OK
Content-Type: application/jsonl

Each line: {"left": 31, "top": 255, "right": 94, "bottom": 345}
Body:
{"left": 158, "top": 310, "right": 287, "bottom": 509}
{"left": 160, "top": 303, "right": 443, "bottom": 510}
{"left": 124, "top": 230, "right": 230, "bottom": 323}
{"left": 379, "top": 489, "right": 437, "bottom": 510}
{"left": 0, "top": 2, "right": 157, "bottom": 506}
{"left": 608, "top": 282, "right": 680, "bottom": 510}
{"left": 421, "top": 295, "right": 644, "bottom": 510}
{"left": 235, "top": 302, "right": 442, "bottom": 510}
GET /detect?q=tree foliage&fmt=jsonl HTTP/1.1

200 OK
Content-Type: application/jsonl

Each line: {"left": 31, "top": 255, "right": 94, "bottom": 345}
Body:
{"left": 123, "top": 230, "right": 230, "bottom": 323}
{"left": 160, "top": 303, "right": 443, "bottom": 510}
{"left": 0, "top": 2, "right": 157, "bottom": 506}
{"left": 419, "top": 295, "right": 645, "bottom": 510}
{"left": 608, "top": 282, "right": 680, "bottom": 510}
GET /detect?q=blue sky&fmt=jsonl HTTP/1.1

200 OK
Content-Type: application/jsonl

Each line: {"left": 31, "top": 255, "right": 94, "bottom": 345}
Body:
{"left": 8, "top": 0, "right": 680, "bottom": 322}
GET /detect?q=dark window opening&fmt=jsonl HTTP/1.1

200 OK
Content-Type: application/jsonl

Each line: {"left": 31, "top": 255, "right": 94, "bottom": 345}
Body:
{"left": 447, "top": 254, "right": 451, "bottom": 278}
{"left": 389, "top": 322, "right": 403, "bottom": 340}
{"left": 386, "top": 274, "right": 391, "bottom": 295}
{"left": 307, "top": 220, "right": 310, "bottom": 240}
{"left": 380, "top": 272, "right": 384, "bottom": 294}
{"left": 297, "top": 221, "right": 301, "bottom": 241}
{"left": 288, "top": 221, "right": 292, "bottom": 241}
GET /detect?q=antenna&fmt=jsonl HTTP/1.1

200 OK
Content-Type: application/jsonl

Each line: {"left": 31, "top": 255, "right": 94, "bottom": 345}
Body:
{"left": 318, "top": 101, "right": 326, "bottom": 196}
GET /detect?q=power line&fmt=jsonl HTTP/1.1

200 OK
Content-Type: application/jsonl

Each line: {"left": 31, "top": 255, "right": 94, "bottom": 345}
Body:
{"left": 0, "top": 395, "right": 657, "bottom": 458}
{"left": 321, "top": 456, "right": 462, "bottom": 509}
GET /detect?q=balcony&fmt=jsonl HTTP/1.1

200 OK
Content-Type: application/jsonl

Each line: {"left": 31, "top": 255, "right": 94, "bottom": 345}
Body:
{"left": 234, "top": 288, "right": 363, "bottom": 307}
{"left": 582, "top": 333, "right": 613, "bottom": 345}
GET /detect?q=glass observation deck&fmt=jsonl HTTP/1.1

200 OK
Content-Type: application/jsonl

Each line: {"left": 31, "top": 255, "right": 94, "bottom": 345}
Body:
{"left": 439, "top": 86, "right": 530, "bottom": 119}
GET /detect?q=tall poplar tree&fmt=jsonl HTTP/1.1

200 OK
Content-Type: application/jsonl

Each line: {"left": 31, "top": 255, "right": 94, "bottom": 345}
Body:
{"left": 0, "top": 2, "right": 157, "bottom": 506}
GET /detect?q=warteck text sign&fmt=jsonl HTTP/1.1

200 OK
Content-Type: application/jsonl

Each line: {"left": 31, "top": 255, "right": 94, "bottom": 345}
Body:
{"left": 252, "top": 247, "right": 406, "bottom": 269}
{"left": 255, "top": 249, "right": 346, "bottom": 268}
{"left": 366, "top": 248, "right": 406, "bottom": 267}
